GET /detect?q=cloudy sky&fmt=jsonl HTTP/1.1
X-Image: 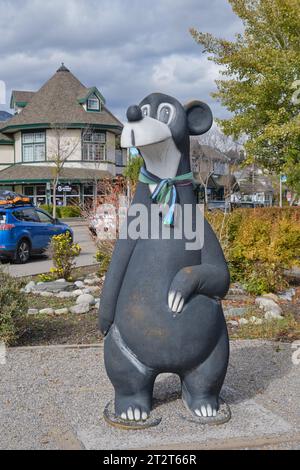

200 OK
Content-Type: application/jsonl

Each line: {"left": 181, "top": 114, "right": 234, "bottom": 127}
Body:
{"left": 0, "top": 0, "right": 243, "bottom": 121}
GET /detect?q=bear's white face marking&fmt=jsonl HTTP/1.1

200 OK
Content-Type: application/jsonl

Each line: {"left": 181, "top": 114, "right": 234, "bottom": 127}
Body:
{"left": 139, "top": 137, "right": 181, "bottom": 183}
{"left": 121, "top": 115, "right": 171, "bottom": 148}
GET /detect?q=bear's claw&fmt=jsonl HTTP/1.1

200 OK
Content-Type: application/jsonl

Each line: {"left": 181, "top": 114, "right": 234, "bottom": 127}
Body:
{"left": 194, "top": 404, "right": 217, "bottom": 417}
{"left": 120, "top": 407, "right": 148, "bottom": 421}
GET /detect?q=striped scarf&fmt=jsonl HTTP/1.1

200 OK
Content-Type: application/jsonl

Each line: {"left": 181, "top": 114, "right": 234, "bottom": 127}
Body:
{"left": 138, "top": 166, "right": 194, "bottom": 225}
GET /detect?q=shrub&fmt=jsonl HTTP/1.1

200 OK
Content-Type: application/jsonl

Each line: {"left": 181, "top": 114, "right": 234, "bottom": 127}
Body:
{"left": 0, "top": 270, "right": 27, "bottom": 345}
{"left": 60, "top": 206, "right": 81, "bottom": 218}
{"left": 39, "top": 205, "right": 81, "bottom": 218}
{"left": 124, "top": 155, "right": 143, "bottom": 196}
{"left": 207, "top": 207, "right": 300, "bottom": 295}
{"left": 41, "top": 232, "right": 81, "bottom": 281}
{"left": 96, "top": 240, "right": 114, "bottom": 276}
{"left": 40, "top": 204, "right": 62, "bottom": 218}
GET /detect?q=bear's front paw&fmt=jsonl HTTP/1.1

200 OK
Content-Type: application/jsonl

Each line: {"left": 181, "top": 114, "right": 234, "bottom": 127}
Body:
{"left": 168, "top": 267, "right": 199, "bottom": 313}
{"left": 168, "top": 290, "right": 185, "bottom": 313}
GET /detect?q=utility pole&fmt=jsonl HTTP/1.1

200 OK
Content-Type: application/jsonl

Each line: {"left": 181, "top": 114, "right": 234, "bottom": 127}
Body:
{"left": 279, "top": 175, "right": 287, "bottom": 207}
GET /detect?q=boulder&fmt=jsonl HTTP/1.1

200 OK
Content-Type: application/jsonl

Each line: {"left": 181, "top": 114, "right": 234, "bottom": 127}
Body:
{"left": 265, "top": 311, "right": 284, "bottom": 320}
{"left": 27, "top": 308, "right": 39, "bottom": 315}
{"left": 84, "top": 278, "right": 98, "bottom": 286}
{"left": 83, "top": 288, "right": 91, "bottom": 294}
{"left": 24, "top": 281, "right": 35, "bottom": 293}
{"left": 227, "top": 320, "right": 238, "bottom": 327}
{"left": 55, "top": 278, "right": 67, "bottom": 283}
{"left": 57, "top": 291, "right": 74, "bottom": 299}
{"left": 39, "top": 291, "right": 53, "bottom": 297}
{"left": 255, "top": 296, "right": 283, "bottom": 317}
{"left": 74, "top": 280, "right": 85, "bottom": 289}
{"left": 54, "top": 308, "right": 69, "bottom": 315}
{"left": 71, "top": 289, "right": 84, "bottom": 297}
{"left": 224, "top": 307, "right": 249, "bottom": 317}
{"left": 76, "top": 294, "right": 95, "bottom": 305}
{"left": 239, "top": 318, "right": 249, "bottom": 325}
{"left": 278, "top": 288, "right": 296, "bottom": 302}
{"left": 39, "top": 308, "right": 54, "bottom": 315}
{"left": 70, "top": 303, "right": 90, "bottom": 314}
{"left": 34, "top": 281, "right": 74, "bottom": 293}
{"left": 262, "top": 293, "right": 279, "bottom": 302}
{"left": 86, "top": 286, "right": 100, "bottom": 294}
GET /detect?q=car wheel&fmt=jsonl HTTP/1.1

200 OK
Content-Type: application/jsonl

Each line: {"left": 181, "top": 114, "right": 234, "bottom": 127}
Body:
{"left": 15, "top": 239, "right": 31, "bottom": 264}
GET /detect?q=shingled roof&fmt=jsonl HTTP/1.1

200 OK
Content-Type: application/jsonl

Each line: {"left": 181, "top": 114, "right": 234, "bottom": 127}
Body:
{"left": 10, "top": 91, "right": 35, "bottom": 107}
{"left": 190, "top": 138, "right": 230, "bottom": 163}
{"left": 0, "top": 164, "right": 110, "bottom": 183}
{"left": 2, "top": 65, "right": 122, "bottom": 133}
{"left": 0, "top": 123, "right": 13, "bottom": 144}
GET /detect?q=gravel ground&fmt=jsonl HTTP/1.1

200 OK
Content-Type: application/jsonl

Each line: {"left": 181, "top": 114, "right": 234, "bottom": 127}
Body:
{"left": 0, "top": 340, "right": 299, "bottom": 450}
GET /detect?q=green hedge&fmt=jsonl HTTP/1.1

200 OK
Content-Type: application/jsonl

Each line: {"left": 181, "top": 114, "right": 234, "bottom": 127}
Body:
{"left": 0, "top": 270, "right": 27, "bottom": 345}
{"left": 207, "top": 207, "right": 300, "bottom": 295}
{"left": 39, "top": 205, "right": 81, "bottom": 218}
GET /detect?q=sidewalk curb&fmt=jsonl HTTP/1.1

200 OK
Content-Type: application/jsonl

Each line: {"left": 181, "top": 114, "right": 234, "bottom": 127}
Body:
{"left": 9, "top": 343, "right": 103, "bottom": 352}
{"left": 140, "top": 431, "right": 300, "bottom": 450}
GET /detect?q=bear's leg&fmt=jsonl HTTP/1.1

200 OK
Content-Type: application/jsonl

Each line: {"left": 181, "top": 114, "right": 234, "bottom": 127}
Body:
{"left": 181, "top": 326, "right": 229, "bottom": 418}
{"left": 104, "top": 325, "right": 156, "bottom": 421}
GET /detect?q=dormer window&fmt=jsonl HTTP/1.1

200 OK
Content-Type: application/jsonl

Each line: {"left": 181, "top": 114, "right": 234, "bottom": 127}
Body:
{"left": 87, "top": 93, "right": 100, "bottom": 111}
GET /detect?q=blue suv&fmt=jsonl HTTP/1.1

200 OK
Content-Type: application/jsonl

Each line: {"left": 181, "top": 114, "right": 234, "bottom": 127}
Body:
{"left": 0, "top": 204, "right": 73, "bottom": 263}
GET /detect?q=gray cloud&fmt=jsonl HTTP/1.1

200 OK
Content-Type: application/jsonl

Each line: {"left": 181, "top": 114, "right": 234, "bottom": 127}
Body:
{"left": 0, "top": 0, "right": 243, "bottom": 120}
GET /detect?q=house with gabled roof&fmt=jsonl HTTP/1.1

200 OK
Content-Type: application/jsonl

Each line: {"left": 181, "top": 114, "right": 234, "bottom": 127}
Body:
{"left": 0, "top": 64, "right": 124, "bottom": 207}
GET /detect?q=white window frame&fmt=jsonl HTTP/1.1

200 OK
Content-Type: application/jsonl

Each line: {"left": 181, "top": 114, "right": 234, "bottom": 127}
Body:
{"left": 82, "top": 130, "right": 106, "bottom": 161}
{"left": 87, "top": 93, "right": 100, "bottom": 111}
{"left": 22, "top": 131, "right": 46, "bottom": 162}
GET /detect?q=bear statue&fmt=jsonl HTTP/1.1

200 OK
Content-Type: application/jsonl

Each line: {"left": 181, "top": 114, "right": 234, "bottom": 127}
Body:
{"left": 99, "top": 92, "right": 230, "bottom": 423}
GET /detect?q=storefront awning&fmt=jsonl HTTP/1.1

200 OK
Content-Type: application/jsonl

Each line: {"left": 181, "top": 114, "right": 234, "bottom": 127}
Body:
{"left": 0, "top": 164, "right": 111, "bottom": 184}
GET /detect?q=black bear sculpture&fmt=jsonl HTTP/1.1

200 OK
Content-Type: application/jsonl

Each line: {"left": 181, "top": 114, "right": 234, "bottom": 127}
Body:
{"left": 99, "top": 93, "right": 230, "bottom": 423}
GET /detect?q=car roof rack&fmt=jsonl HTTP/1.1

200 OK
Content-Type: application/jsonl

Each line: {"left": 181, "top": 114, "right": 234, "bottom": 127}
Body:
{"left": 0, "top": 200, "right": 34, "bottom": 209}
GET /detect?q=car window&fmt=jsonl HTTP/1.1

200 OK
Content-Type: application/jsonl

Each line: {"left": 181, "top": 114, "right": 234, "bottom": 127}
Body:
{"left": 36, "top": 210, "right": 54, "bottom": 223}
{"left": 13, "top": 208, "right": 39, "bottom": 222}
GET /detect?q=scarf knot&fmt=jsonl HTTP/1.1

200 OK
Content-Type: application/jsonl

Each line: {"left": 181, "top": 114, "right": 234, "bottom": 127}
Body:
{"left": 138, "top": 166, "right": 194, "bottom": 226}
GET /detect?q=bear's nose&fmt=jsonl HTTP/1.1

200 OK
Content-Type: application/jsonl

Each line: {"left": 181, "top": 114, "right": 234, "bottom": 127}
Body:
{"left": 126, "top": 105, "right": 143, "bottom": 122}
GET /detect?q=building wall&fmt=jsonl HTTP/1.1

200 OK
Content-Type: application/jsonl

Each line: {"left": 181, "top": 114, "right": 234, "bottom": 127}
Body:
{"left": 106, "top": 131, "right": 116, "bottom": 164}
{"left": 0, "top": 144, "right": 14, "bottom": 169}
{"left": 46, "top": 128, "right": 82, "bottom": 161}
{"left": 10, "top": 128, "right": 117, "bottom": 176}
{"left": 14, "top": 131, "right": 22, "bottom": 163}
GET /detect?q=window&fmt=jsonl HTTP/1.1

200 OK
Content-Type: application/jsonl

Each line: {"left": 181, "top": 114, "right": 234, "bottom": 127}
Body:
{"left": 115, "top": 150, "right": 123, "bottom": 166}
{"left": 13, "top": 208, "right": 39, "bottom": 222}
{"left": 23, "top": 186, "right": 34, "bottom": 196}
{"left": 82, "top": 130, "right": 106, "bottom": 161}
{"left": 22, "top": 131, "right": 46, "bottom": 162}
{"left": 36, "top": 210, "right": 53, "bottom": 223}
{"left": 87, "top": 93, "right": 100, "bottom": 111}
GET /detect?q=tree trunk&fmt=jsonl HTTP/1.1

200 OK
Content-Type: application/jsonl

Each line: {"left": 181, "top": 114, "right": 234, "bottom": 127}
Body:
{"left": 53, "top": 179, "right": 58, "bottom": 219}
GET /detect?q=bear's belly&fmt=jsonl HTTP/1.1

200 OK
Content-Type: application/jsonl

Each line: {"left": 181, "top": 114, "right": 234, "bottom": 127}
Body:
{"left": 114, "top": 240, "right": 224, "bottom": 371}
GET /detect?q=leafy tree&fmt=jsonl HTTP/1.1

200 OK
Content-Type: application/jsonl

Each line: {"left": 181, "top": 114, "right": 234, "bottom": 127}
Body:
{"left": 123, "top": 154, "right": 143, "bottom": 197}
{"left": 191, "top": 0, "right": 300, "bottom": 185}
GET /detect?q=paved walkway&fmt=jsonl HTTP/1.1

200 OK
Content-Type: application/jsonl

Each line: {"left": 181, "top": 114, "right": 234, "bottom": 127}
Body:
{"left": 0, "top": 340, "right": 299, "bottom": 450}
{"left": 3, "top": 221, "right": 98, "bottom": 277}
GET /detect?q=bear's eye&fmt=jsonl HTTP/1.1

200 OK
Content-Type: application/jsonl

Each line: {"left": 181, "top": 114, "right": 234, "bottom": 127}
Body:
{"left": 157, "top": 103, "right": 175, "bottom": 125}
{"left": 141, "top": 105, "right": 150, "bottom": 117}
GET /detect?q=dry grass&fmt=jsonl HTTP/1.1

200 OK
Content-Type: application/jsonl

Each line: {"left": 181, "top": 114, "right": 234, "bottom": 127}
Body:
{"left": 228, "top": 311, "right": 300, "bottom": 342}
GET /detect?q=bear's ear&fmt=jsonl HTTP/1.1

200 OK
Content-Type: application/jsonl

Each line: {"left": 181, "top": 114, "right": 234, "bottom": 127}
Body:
{"left": 184, "top": 101, "right": 213, "bottom": 135}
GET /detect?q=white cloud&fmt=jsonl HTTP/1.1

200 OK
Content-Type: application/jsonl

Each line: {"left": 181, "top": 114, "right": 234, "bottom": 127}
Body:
{"left": 0, "top": 0, "right": 243, "bottom": 119}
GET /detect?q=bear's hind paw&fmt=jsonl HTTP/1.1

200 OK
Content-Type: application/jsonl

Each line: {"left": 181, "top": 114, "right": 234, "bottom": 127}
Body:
{"left": 119, "top": 407, "right": 148, "bottom": 421}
